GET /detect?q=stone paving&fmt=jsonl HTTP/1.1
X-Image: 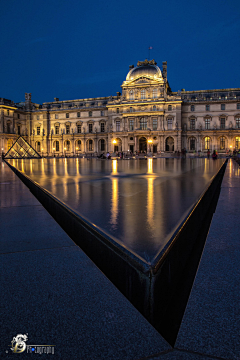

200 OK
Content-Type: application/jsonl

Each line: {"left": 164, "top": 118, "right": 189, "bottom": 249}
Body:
{"left": 0, "top": 159, "right": 239, "bottom": 359}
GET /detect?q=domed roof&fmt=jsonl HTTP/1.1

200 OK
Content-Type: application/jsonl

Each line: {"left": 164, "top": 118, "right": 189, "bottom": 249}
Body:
{"left": 126, "top": 59, "right": 162, "bottom": 81}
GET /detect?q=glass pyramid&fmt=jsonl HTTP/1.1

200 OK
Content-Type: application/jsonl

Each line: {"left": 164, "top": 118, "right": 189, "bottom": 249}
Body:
{"left": 4, "top": 136, "right": 41, "bottom": 159}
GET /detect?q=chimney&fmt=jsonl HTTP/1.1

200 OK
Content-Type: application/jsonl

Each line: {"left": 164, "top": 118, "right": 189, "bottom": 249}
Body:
{"left": 162, "top": 61, "right": 167, "bottom": 80}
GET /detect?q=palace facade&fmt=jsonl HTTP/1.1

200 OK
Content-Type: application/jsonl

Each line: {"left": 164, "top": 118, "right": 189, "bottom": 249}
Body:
{"left": 1, "top": 59, "right": 240, "bottom": 156}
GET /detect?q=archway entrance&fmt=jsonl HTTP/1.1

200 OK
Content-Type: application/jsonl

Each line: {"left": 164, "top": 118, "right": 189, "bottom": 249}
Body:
{"left": 165, "top": 137, "right": 174, "bottom": 152}
{"left": 139, "top": 137, "right": 147, "bottom": 153}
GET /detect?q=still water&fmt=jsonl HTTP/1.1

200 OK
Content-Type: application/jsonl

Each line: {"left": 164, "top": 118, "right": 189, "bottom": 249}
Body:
{"left": 9, "top": 158, "right": 225, "bottom": 262}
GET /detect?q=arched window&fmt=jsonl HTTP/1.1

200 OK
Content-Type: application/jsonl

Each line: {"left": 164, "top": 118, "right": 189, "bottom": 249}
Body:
{"left": 205, "top": 137, "right": 210, "bottom": 150}
{"left": 66, "top": 140, "right": 70, "bottom": 151}
{"left": 89, "top": 139, "right": 93, "bottom": 151}
{"left": 189, "top": 137, "right": 196, "bottom": 150}
{"left": 36, "top": 142, "right": 41, "bottom": 152}
{"left": 100, "top": 139, "right": 105, "bottom": 151}
{"left": 152, "top": 89, "right": 157, "bottom": 99}
{"left": 141, "top": 89, "right": 146, "bottom": 99}
{"left": 76, "top": 140, "right": 81, "bottom": 151}
{"left": 129, "top": 90, "right": 134, "bottom": 100}
{"left": 55, "top": 141, "right": 59, "bottom": 152}
{"left": 236, "top": 137, "right": 240, "bottom": 150}
{"left": 220, "top": 136, "right": 226, "bottom": 150}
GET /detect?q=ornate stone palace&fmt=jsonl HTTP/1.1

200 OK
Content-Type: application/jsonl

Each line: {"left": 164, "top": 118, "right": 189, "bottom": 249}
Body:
{"left": 1, "top": 59, "right": 240, "bottom": 156}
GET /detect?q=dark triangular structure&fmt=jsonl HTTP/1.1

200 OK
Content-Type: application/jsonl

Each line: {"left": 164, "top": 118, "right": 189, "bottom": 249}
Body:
{"left": 4, "top": 136, "right": 41, "bottom": 159}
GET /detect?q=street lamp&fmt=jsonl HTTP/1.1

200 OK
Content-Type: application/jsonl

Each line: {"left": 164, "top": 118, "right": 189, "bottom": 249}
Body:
{"left": 148, "top": 139, "right": 153, "bottom": 153}
{"left": 113, "top": 139, "right": 117, "bottom": 153}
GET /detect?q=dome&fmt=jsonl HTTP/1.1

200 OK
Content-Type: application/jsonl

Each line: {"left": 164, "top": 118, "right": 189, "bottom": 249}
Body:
{"left": 126, "top": 60, "right": 162, "bottom": 81}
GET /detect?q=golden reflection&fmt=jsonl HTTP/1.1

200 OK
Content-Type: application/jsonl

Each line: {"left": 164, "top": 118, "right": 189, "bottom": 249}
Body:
{"left": 74, "top": 177, "right": 80, "bottom": 200}
{"left": 76, "top": 158, "right": 81, "bottom": 176}
{"left": 21, "top": 159, "right": 24, "bottom": 173}
{"left": 53, "top": 158, "right": 57, "bottom": 176}
{"left": 229, "top": 158, "right": 232, "bottom": 177}
{"left": 110, "top": 177, "right": 118, "bottom": 227}
{"left": 147, "top": 176, "right": 155, "bottom": 230}
{"left": 30, "top": 159, "right": 33, "bottom": 174}
{"left": 64, "top": 158, "right": 69, "bottom": 176}
{"left": 112, "top": 159, "right": 118, "bottom": 175}
{"left": 147, "top": 158, "right": 153, "bottom": 174}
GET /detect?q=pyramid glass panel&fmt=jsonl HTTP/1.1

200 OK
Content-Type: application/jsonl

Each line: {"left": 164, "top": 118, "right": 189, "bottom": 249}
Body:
{"left": 4, "top": 136, "right": 41, "bottom": 159}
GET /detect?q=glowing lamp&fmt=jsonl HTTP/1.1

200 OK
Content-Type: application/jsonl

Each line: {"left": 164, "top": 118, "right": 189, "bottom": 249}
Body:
{"left": 113, "top": 139, "right": 117, "bottom": 144}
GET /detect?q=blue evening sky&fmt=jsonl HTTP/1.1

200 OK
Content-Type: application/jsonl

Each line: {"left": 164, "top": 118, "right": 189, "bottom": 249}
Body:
{"left": 1, "top": 0, "right": 240, "bottom": 104}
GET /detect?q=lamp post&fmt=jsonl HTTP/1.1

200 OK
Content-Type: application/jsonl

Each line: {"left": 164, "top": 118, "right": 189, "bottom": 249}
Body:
{"left": 113, "top": 139, "right": 116, "bottom": 153}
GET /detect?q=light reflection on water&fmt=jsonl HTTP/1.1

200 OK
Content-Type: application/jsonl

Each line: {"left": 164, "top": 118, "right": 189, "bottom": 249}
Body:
{"left": 9, "top": 158, "right": 225, "bottom": 262}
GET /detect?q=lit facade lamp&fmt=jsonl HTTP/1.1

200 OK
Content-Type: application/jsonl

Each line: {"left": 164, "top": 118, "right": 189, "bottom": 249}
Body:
{"left": 76, "top": 147, "right": 78, "bottom": 157}
{"left": 113, "top": 139, "right": 117, "bottom": 152}
{"left": 53, "top": 147, "right": 55, "bottom": 157}
{"left": 64, "top": 147, "right": 66, "bottom": 157}
{"left": 148, "top": 139, "right": 153, "bottom": 153}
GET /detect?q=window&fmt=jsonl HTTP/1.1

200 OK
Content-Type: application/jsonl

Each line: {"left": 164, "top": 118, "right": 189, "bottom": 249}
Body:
{"left": 7, "top": 110, "right": 9, "bottom": 116}
{"left": 116, "top": 121, "right": 120, "bottom": 131}
{"left": 220, "top": 118, "right": 225, "bottom": 129}
{"left": 76, "top": 140, "right": 81, "bottom": 151}
{"left": 77, "top": 125, "right": 81, "bottom": 133}
{"left": 101, "top": 123, "right": 105, "bottom": 132}
{"left": 140, "top": 118, "right": 147, "bottom": 130}
{"left": 89, "top": 111, "right": 92, "bottom": 117}
{"left": 221, "top": 104, "right": 225, "bottom": 110}
{"left": 37, "top": 127, "right": 40, "bottom": 135}
{"left": 100, "top": 139, "right": 105, "bottom": 151}
{"left": 89, "top": 123, "right": 93, "bottom": 133}
{"left": 101, "top": 110, "right": 104, "bottom": 116}
{"left": 205, "top": 137, "right": 210, "bottom": 150}
{"left": 191, "top": 105, "right": 195, "bottom": 111}
{"left": 37, "top": 115, "right": 40, "bottom": 120}
{"left": 17, "top": 114, "right": 20, "bottom": 119}
{"left": 237, "top": 104, "right": 240, "bottom": 110}
{"left": 236, "top": 117, "right": 240, "bottom": 128}
{"left": 56, "top": 141, "right": 59, "bottom": 152}
{"left": 130, "top": 137, "right": 133, "bottom": 140}
{"left": 152, "top": 89, "right": 157, "bottom": 99}
{"left": 220, "top": 136, "right": 225, "bottom": 150}
{"left": 66, "top": 113, "right": 69, "bottom": 118}
{"left": 190, "top": 119, "right": 195, "bottom": 130}
{"left": 7, "top": 123, "right": 10, "bottom": 133}
{"left": 77, "top": 112, "right": 80, "bottom": 118}
{"left": 129, "top": 119, "right": 134, "bottom": 131}
{"left": 55, "top": 126, "right": 59, "bottom": 135}
{"left": 129, "top": 90, "right": 134, "bottom": 100}
{"left": 205, "top": 118, "right": 210, "bottom": 129}
{"left": 168, "top": 105, "right": 172, "bottom": 111}
{"left": 55, "top": 114, "right": 58, "bottom": 119}
{"left": 130, "top": 107, "right": 133, "bottom": 112}
{"left": 141, "top": 89, "right": 146, "bottom": 99}
{"left": 153, "top": 119, "right": 157, "bottom": 130}
{"left": 206, "top": 104, "right": 210, "bottom": 111}
{"left": 190, "top": 138, "right": 196, "bottom": 150}
{"left": 167, "top": 119, "right": 172, "bottom": 130}
{"left": 153, "top": 105, "right": 156, "bottom": 111}
{"left": 116, "top": 108, "right": 119, "bottom": 114}
{"left": 236, "top": 137, "right": 240, "bottom": 150}
{"left": 66, "top": 140, "right": 70, "bottom": 151}
{"left": 17, "top": 125, "right": 21, "bottom": 135}
{"left": 89, "top": 139, "right": 93, "bottom": 151}
{"left": 66, "top": 125, "right": 70, "bottom": 134}
{"left": 36, "top": 142, "right": 41, "bottom": 152}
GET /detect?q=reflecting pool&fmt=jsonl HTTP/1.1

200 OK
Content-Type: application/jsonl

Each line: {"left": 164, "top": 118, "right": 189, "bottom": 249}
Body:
{"left": 9, "top": 158, "right": 225, "bottom": 262}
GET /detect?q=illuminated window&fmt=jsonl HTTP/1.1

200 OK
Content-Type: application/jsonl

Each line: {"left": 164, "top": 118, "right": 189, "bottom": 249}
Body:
{"left": 129, "top": 90, "right": 134, "bottom": 100}
{"left": 37, "top": 127, "right": 40, "bottom": 135}
{"left": 89, "top": 139, "right": 93, "bottom": 151}
{"left": 236, "top": 137, "right": 240, "bottom": 149}
{"left": 168, "top": 105, "right": 172, "bottom": 111}
{"left": 55, "top": 114, "right": 58, "bottom": 119}
{"left": 205, "top": 118, "right": 210, "bottom": 129}
{"left": 191, "top": 105, "right": 195, "bottom": 111}
{"left": 220, "top": 136, "right": 225, "bottom": 150}
{"left": 205, "top": 137, "right": 210, "bottom": 150}
{"left": 76, "top": 140, "right": 81, "bottom": 151}
{"left": 168, "top": 119, "right": 172, "bottom": 130}
{"left": 221, "top": 104, "right": 225, "bottom": 110}
{"left": 116, "top": 121, "right": 120, "bottom": 131}
{"left": 77, "top": 112, "right": 80, "bottom": 118}
{"left": 77, "top": 125, "right": 81, "bottom": 133}
{"left": 66, "top": 113, "right": 69, "bottom": 118}
{"left": 220, "top": 118, "right": 225, "bottom": 129}
{"left": 101, "top": 123, "right": 105, "bottom": 132}
{"left": 55, "top": 126, "right": 59, "bottom": 135}
{"left": 206, "top": 104, "right": 210, "bottom": 111}
{"left": 236, "top": 118, "right": 240, "bottom": 128}
{"left": 190, "top": 137, "right": 196, "bottom": 150}
{"left": 66, "top": 125, "right": 70, "bottom": 134}
{"left": 153, "top": 119, "right": 157, "bottom": 130}
{"left": 141, "top": 89, "right": 146, "bottom": 99}
{"left": 89, "top": 123, "right": 93, "bottom": 133}
{"left": 140, "top": 118, "right": 147, "bottom": 130}
{"left": 152, "top": 89, "right": 157, "bottom": 99}
{"left": 190, "top": 119, "right": 195, "bottom": 130}
{"left": 129, "top": 119, "right": 134, "bottom": 131}
{"left": 56, "top": 141, "right": 59, "bottom": 151}
{"left": 100, "top": 139, "right": 105, "bottom": 151}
